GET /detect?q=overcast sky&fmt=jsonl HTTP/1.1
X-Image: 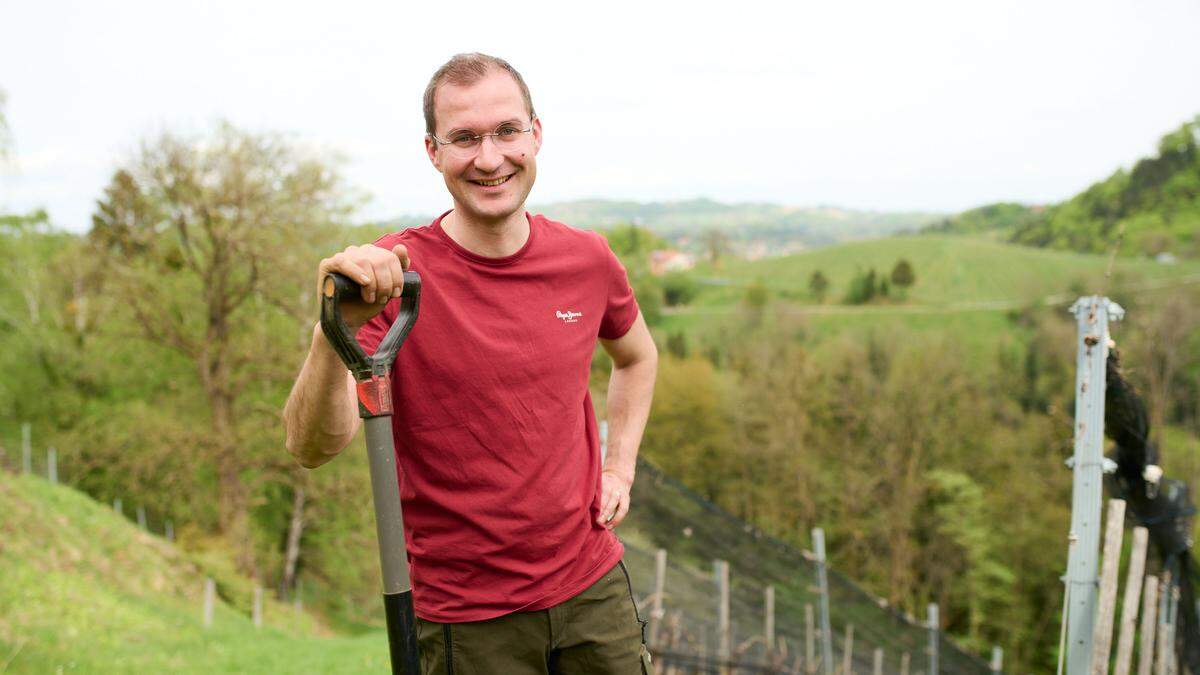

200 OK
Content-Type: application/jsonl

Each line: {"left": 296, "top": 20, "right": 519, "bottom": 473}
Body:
{"left": 3, "top": 0, "right": 1199, "bottom": 232}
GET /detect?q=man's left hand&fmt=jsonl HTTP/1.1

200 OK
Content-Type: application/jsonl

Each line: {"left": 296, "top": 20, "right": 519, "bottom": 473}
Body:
{"left": 597, "top": 470, "right": 633, "bottom": 530}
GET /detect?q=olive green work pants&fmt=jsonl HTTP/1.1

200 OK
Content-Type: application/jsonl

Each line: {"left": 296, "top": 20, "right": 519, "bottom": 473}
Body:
{"left": 415, "top": 560, "right": 656, "bottom": 674}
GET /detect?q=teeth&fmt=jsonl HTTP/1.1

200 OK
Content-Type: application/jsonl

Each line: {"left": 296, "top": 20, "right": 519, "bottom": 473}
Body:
{"left": 475, "top": 176, "right": 510, "bottom": 187}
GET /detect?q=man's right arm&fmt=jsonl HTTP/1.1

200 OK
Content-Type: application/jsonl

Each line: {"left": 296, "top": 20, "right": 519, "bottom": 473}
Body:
{"left": 283, "top": 325, "right": 361, "bottom": 468}
{"left": 283, "top": 242, "right": 410, "bottom": 469}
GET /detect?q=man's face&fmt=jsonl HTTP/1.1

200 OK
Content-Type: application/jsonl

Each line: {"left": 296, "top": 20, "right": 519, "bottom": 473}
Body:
{"left": 425, "top": 69, "right": 542, "bottom": 225}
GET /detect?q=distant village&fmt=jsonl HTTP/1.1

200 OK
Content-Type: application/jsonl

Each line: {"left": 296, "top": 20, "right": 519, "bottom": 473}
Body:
{"left": 648, "top": 237, "right": 809, "bottom": 275}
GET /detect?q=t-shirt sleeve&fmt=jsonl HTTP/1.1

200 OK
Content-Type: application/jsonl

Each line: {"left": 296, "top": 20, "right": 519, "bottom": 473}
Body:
{"left": 598, "top": 240, "right": 640, "bottom": 340}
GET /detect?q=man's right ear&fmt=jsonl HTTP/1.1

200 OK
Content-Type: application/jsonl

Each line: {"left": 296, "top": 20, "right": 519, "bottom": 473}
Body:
{"left": 425, "top": 135, "right": 442, "bottom": 172}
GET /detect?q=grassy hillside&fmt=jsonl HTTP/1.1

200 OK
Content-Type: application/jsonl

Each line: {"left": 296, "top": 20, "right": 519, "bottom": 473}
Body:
{"left": 0, "top": 472, "right": 389, "bottom": 674}
{"left": 658, "top": 235, "right": 1200, "bottom": 346}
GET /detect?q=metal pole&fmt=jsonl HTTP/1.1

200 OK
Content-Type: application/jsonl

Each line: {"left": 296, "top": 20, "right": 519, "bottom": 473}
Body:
{"left": 47, "top": 446, "right": 57, "bottom": 484}
{"left": 928, "top": 603, "right": 939, "bottom": 675}
{"left": 1065, "top": 296, "right": 1123, "bottom": 675}
{"left": 813, "top": 528, "right": 834, "bottom": 675}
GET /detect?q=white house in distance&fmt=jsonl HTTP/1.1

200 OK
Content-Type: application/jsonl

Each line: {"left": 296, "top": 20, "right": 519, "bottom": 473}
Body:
{"left": 650, "top": 250, "right": 696, "bottom": 276}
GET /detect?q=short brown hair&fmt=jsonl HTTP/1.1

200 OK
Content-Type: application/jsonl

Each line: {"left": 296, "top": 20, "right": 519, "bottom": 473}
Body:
{"left": 423, "top": 53, "right": 536, "bottom": 135}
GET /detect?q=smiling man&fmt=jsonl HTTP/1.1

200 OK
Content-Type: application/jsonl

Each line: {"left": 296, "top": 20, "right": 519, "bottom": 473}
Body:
{"left": 283, "top": 53, "right": 658, "bottom": 674}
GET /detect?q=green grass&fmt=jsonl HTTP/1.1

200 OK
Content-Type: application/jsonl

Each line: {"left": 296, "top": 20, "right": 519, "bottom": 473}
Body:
{"left": 690, "top": 235, "right": 1200, "bottom": 307}
{"left": 0, "top": 472, "right": 389, "bottom": 674}
{"left": 656, "top": 235, "right": 1200, "bottom": 352}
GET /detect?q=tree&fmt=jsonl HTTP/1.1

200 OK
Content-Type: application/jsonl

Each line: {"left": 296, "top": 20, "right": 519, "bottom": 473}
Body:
{"left": 88, "top": 122, "right": 349, "bottom": 570}
{"left": 843, "top": 268, "right": 879, "bottom": 305}
{"left": 891, "top": 259, "right": 916, "bottom": 293}
{"left": 808, "top": 270, "right": 829, "bottom": 303}
{"left": 661, "top": 271, "right": 698, "bottom": 306}
{"left": 700, "top": 227, "right": 730, "bottom": 267}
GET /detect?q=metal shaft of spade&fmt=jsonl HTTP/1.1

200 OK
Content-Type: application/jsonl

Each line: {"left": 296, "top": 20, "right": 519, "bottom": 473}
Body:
{"left": 320, "top": 270, "right": 422, "bottom": 675}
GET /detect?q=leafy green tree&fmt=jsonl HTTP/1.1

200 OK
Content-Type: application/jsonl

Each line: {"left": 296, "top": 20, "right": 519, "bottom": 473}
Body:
{"left": 665, "top": 331, "right": 689, "bottom": 359}
{"left": 890, "top": 258, "right": 915, "bottom": 291}
{"left": 88, "top": 122, "right": 349, "bottom": 570}
{"left": 808, "top": 269, "right": 829, "bottom": 303}
{"left": 843, "top": 268, "right": 879, "bottom": 304}
{"left": 661, "top": 271, "right": 699, "bottom": 306}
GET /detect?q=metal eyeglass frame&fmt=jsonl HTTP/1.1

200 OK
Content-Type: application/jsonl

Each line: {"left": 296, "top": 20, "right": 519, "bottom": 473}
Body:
{"left": 428, "top": 116, "right": 537, "bottom": 153}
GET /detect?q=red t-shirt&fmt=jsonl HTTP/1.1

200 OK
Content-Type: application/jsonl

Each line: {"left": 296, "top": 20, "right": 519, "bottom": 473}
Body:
{"left": 356, "top": 211, "right": 640, "bottom": 623}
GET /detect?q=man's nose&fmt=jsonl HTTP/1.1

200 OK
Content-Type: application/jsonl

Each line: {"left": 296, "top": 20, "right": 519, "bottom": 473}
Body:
{"left": 473, "top": 136, "right": 504, "bottom": 173}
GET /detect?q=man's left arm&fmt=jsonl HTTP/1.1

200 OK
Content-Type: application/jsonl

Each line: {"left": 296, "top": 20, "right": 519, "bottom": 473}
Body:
{"left": 596, "top": 310, "right": 658, "bottom": 529}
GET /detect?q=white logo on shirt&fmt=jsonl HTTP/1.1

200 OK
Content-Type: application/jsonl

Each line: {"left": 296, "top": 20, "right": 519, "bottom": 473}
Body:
{"left": 556, "top": 310, "right": 583, "bottom": 323}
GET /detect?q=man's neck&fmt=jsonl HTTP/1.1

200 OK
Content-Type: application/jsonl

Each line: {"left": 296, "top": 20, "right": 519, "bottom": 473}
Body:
{"left": 442, "top": 208, "right": 530, "bottom": 258}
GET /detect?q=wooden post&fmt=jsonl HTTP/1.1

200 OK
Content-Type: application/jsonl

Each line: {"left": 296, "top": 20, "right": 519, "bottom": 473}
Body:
{"left": 294, "top": 578, "right": 303, "bottom": 615}
{"left": 1114, "top": 527, "right": 1149, "bottom": 675}
{"left": 813, "top": 528, "right": 835, "bottom": 675}
{"left": 1137, "top": 575, "right": 1159, "bottom": 675}
{"left": 650, "top": 548, "right": 666, "bottom": 645}
{"left": 113, "top": 497, "right": 123, "bottom": 516}
{"left": 873, "top": 647, "right": 883, "bottom": 675}
{"left": 253, "top": 585, "right": 263, "bottom": 628}
{"left": 203, "top": 577, "right": 216, "bottom": 627}
{"left": 1156, "top": 575, "right": 1172, "bottom": 675}
{"left": 21, "top": 423, "right": 31, "bottom": 475}
{"left": 806, "top": 603, "right": 816, "bottom": 675}
{"left": 841, "top": 624, "right": 854, "bottom": 675}
{"left": 715, "top": 559, "right": 730, "bottom": 666}
{"left": 766, "top": 585, "right": 776, "bottom": 655}
{"left": 991, "top": 646, "right": 1003, "bottom": 674}
{"left": 1091, "top": 499, "right": 1126, "bottom": 673}
{"left": 136, "top": 506, "right": 147, "bottom": 531}
{"left": 901, "top": 652, "right": 910, "bottom": 675}
{"left": 46, "top": 447, "right": 57, "bottom": 484}
{"left": 165, "top": 520, "right": 174, "bottom": 542}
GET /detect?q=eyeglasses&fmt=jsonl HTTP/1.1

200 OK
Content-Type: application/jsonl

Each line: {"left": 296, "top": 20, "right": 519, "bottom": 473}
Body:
{"left": 429, "top": 118, "right": 536, "bottom": 156}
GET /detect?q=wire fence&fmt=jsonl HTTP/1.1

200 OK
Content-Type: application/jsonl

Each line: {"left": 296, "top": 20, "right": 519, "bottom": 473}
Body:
{"left": 624, "top": 460, "right": 994, "bottom": 674}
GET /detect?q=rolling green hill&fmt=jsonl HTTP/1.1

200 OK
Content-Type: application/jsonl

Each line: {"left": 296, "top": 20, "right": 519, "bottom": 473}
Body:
{"left": 654, "top": 234, "right": 1200, "bottom": 356}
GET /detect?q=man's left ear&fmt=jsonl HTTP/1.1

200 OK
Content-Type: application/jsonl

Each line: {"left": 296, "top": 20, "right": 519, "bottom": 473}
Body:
{"left": 532, "top": 116, "right": 543, "bottom": 155}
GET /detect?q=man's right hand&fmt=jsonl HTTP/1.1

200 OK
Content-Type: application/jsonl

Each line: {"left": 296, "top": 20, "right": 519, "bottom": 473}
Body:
{"left": 317, "top": 243, "right": 411, "bottom": 329}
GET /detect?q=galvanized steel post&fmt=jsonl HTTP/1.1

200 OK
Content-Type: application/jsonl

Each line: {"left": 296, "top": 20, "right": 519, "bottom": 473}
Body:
{"left": 1064, "top": 296, "right": 1123, "bottom": 675}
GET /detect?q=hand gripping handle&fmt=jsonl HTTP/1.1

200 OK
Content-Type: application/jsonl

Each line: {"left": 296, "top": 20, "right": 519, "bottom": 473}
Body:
{"left": 320, "top": 271, "right": 421, "bottom": 418}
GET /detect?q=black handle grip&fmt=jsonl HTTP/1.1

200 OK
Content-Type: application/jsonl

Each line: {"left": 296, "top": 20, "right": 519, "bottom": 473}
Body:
{"left": 320, "top": 271, "right": 421, "bottom": 381}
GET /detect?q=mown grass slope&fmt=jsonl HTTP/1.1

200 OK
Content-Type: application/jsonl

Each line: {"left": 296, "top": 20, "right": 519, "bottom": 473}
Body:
{"left": 0, "top": 472, "right": 389, "bottom": 674}
{"left": 659, "top": 235, "right": 1200, "bottom": 349}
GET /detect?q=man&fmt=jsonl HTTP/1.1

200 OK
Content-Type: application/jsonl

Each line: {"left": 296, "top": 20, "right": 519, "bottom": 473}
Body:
{"left": 283, "top": 53, "right": 658, "bottom": 674}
